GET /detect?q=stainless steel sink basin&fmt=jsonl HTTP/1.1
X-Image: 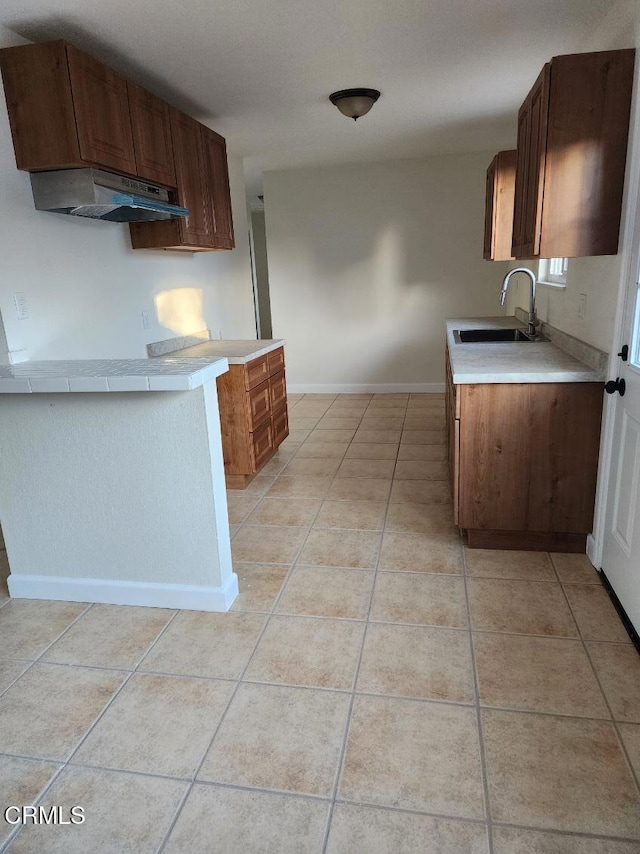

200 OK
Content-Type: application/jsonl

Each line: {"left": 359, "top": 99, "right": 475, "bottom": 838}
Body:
{"left": 453, "top": 328, "right": 546, "bottom": 344}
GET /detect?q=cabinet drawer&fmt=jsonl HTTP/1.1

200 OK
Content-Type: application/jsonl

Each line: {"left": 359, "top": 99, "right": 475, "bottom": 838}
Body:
{"left": 245, "top": 354, "right": 269, "bottom": 390}
{"left": 269, "top": 370, "right": 287, "bottom": 410}
{"left": 248, "top": 379, "right": 271, "bottom": 430}
{"left": 251, "top": 419, "right": 274, "bottom": 471}
{"left": 267, "top": 347, "right": 285, "bottom": 375}
{"left": 272, "top": 404, "right": 289, "bottom": 448}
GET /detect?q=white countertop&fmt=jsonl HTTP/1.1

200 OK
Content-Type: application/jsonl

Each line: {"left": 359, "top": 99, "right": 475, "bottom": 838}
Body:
{"left": 447, "top": 316, "right": 607, "bottom": 384}
{"left": 0, "top": 357, "right": 229, "bottom": 393}
{"left": 157, "top": 338, "right": 285, "bottom": 364}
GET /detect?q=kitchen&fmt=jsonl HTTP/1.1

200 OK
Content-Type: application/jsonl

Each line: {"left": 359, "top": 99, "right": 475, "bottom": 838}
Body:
{"left": 1, "top": 0, "right": 640, "bottom": 851}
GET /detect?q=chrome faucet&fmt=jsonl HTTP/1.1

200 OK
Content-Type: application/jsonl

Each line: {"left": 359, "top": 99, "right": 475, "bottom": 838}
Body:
{"left": 500, "top": 267, "right": 540, "bottom": 339}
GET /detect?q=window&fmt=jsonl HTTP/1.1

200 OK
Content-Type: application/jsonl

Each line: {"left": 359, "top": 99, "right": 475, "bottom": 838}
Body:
{"left": 538, "top": 257, "right": 569, "bottom": 286}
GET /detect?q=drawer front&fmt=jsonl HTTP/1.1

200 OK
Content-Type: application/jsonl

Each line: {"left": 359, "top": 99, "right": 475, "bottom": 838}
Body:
{"left": 272, "top": 404, "right": 289, "bottom": 448}
{"left": 269, "top": 370, "right": 287, "bottom": 410}
{"left": 267, "top": 346, "right": 285, "bottom": 376}
{"left": 248, "top": 379, "right": 271, "bottom": 430}
{"left": 245, "top": 354, "right": 269, "bottom": 390}
{"left": 251, "top": 419, "right": 274, "bottom": 471}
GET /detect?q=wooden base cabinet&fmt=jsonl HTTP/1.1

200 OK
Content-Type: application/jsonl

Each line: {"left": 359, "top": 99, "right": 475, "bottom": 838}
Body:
{"left": 217, "top": 347, "right": 289, "bottom": 489}
{"left": 446, "top": 350, "right": 603, "bottom": 552}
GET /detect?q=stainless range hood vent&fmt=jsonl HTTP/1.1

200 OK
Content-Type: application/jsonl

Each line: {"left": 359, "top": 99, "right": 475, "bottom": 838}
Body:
{"left": 29, "top": 168, "right": 189, "bottom": 222}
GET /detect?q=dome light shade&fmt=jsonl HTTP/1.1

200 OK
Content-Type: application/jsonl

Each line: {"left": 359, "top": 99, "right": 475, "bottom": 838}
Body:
{"left": 329, "top": 88, "right": 380, "bottom": 121}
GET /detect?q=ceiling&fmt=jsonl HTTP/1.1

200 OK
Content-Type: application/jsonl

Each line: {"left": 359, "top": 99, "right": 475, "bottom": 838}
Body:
{"left": 0, "top": 0, "right": 617, "bottom": 198}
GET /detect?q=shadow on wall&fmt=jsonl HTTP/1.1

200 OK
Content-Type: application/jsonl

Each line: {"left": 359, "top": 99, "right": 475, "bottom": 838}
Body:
{"left": 154, "top": 288, "right": 206, "bottom": 336}
{"left": 267, "top": 155, "right": 498, "bottom": 304}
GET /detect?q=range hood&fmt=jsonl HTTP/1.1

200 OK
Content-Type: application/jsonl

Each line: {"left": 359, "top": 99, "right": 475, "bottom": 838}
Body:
{"left": 29, "top": 168, "right": 189, "bottom": 222}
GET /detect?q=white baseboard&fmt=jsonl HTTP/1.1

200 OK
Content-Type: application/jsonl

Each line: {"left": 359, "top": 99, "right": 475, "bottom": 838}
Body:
{"left": 7, "top": 572, "right": 239, "bottom": 612}
{"left": 287, "top": 383, "right": 446, "bottom": 394}
{"left": 586, "top": 534, "right": 599, "bottom": 570}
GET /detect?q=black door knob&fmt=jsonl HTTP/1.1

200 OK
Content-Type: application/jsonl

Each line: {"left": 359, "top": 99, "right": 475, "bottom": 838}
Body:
{"left": 605, "top": 378, "right": 626, "bottom": 396}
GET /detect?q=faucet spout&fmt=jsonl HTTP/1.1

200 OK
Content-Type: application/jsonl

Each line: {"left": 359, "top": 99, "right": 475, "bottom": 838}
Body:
{"left": 499, "top": 267, "right": 539, "bottom": 339}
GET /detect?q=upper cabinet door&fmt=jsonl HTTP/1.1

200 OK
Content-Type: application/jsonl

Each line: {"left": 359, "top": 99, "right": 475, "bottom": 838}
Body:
{"left": 0, "top": 41, "right": 83, "bottom": 171}
{"left": 170, "top": 108, "right": 212, "bottom": 245}
{"left": 511, "top": 104, "right": 531, "bottom": 258}
{"left": 541, "top": 49, "right": 635, "bottom": 258}
{"left": 521, "top": 65, "right": 550, "bottom": 258}
{"left": 127, "top": 81, "right": 176, "bottom": 187}
{"left": 201, "top": 125, "right": 235, "bottom": 250}
{"left": 66, "top": 44, "right": 136, "bottom": 176}
{"left": 512, "top": 64, "right": 550, "bottom": 259}
{"left": 484, "top": 150, "right": 516, "bottom": 262}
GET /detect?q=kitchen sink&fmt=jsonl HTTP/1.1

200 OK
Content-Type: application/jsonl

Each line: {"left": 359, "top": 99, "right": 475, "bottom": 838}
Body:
{"left": 453, "top": 328, "right": 546, "bottom": 344}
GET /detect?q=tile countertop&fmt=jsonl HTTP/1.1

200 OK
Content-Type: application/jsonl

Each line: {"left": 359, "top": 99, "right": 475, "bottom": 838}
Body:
{"left": 447, "top": 316, "right": 608, "bottom": 384}
{"left": 0, "top": 357, "right": 229, "bottom": 394}
{"left": 151, "top": 338, "right": 285, "bottom": 364}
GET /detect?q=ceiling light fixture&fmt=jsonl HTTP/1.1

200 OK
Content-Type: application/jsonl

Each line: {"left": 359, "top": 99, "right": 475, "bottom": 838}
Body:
{"left": 329, "top": 88, "right": 380, "bottom": 121}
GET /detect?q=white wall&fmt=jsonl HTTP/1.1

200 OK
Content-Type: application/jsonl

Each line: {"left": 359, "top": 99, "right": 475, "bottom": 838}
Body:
{"left": 0, "top": 26, "right": 256, "bottom": 362}
{"left": 504, "top": 0, "right": 640, "bottom": 355}
{"left": 264, "top": 153, "right": 509, "bottom": 390}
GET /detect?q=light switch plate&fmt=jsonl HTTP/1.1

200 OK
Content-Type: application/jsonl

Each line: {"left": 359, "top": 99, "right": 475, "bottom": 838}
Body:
{"left": 13, "top": 292, "right": 28, "bottom": 320}
{"left": 578, "top": 293, "right": 587, "bottom": 320}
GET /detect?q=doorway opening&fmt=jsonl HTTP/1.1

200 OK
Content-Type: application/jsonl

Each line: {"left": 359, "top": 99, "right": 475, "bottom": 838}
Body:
{"left": 249, "top": 208, "right": 273, "bottom": 339}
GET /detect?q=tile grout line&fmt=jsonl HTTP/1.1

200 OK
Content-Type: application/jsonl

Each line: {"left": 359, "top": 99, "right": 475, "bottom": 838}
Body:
{"left": 153, "top": 500, "right": 340, "bottom": 854}
{"left": 1, "top": 603, "right": 178, "bottom": 851}
{"left": 490, "top": 818, "right": 640, "bottom": 844}
{"left": 553, "top": 566, "right": 640, "bottom": 799}
{"left": 320, "top": 397, "right": 410, "bottom": 853}
{"left": 260, "top": 396, "right": 394, "bottom": 850}
{"left": 0, "top": 761, "right": 68, "bottom": 852}
{"left": 0, "top": 601, "right": 96, "bottom": 704}
{"left": 461, "top": 543, "right": 494, "bottom": 854}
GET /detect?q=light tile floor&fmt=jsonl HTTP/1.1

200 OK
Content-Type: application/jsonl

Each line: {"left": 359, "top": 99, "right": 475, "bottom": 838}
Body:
{"left": 1, "top": 393, "right": 640, "bottom": 853}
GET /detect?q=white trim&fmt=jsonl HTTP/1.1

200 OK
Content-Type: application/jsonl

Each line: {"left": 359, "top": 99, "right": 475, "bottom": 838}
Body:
{"left": 287, "top": 383, "right": 446, "bottom": 394}
{"left": 586, "top": 534, "right": 598, "bottom": 570}
{"left": 7, "top": 572, "right": 239, "bottom": 612}
{"left": 590, "top": 42, "right": 640, "bottom": 570}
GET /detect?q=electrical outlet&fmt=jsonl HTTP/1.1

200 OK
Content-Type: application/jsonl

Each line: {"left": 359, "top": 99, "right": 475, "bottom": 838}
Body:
{"left": 13, "top": 292, "right": 29, "bottom": 320}
{"left": 141, "top": 310, "right": 150, "bottom": 329}
{"left": 218, "top": 329, "right": 223, "bottom": 340}
{"left": 578, "top": 293, "right": 587, "bottom": 320}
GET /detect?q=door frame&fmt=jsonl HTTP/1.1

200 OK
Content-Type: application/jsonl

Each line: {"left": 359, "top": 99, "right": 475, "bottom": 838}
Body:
{"left": 589, "top": 53, "right": 640, "bottom": 568}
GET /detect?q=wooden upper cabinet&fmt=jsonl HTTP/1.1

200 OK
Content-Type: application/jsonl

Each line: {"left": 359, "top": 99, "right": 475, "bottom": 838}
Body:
{"left": 127, "top": 81, "right": 175, "bottom": 187}
{"left": 512, "top": 49, "right": 635, "bottom": 259}
{"left": 0, "top": 39, "right": 235, "bottom": 253}
{"left": 65, "top": 44, "right": 136, "bottom": 175}
{"left": 130, "top": 117, "right": 235, "bottom": 252}
{"left": 202, "top": 126, "right": 235, "bottom": 250}
{"left": 483, "top": 150, "right": 516, "bottom": 261}
{"left": 0, "top": 41, "right": 136, "bottom": 175}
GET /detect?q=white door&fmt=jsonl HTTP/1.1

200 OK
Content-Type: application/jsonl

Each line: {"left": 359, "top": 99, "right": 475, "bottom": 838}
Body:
{"left": 601, "top": 211, "right": 640, "bottom": 637}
